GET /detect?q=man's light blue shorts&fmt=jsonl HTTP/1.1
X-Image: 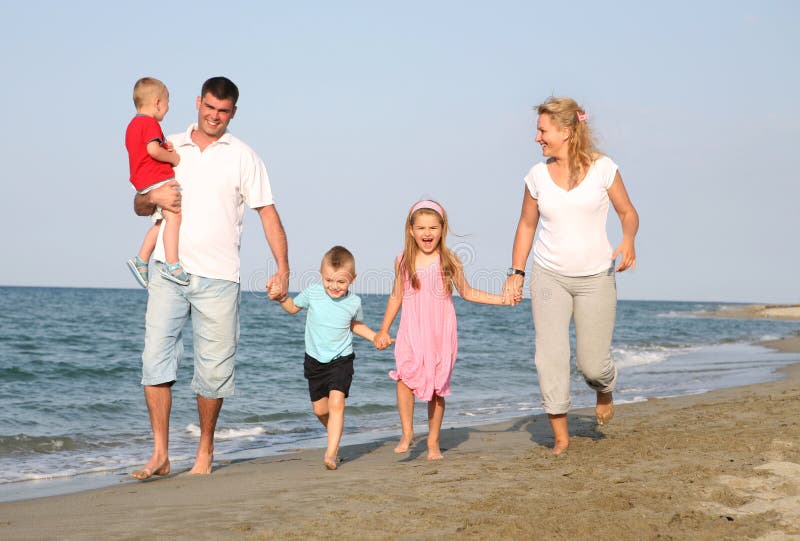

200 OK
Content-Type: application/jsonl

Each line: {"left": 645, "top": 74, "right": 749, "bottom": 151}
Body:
{"left": 141, "top": 263, "right": 240, "bottom": 398}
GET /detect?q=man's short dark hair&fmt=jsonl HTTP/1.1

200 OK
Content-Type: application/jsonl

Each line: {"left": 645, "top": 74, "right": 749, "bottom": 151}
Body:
{"left": 201, "top": 77, "right": 239, "bottom": 105}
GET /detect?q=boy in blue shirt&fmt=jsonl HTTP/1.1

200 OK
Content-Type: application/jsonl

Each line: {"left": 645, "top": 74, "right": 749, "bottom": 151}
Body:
{"left": 273, "top": 246, "right": 382, "bottom": 469}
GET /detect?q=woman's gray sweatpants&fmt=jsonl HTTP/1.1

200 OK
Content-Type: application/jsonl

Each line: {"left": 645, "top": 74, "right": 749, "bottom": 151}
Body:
{"left": 531, "top": 263, "right": 618, "bottom": 415}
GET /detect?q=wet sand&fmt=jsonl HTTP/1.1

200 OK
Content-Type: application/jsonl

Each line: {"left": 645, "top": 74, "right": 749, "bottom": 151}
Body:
{"left": 1, "top": 342, "right": 799, "bottom": 540}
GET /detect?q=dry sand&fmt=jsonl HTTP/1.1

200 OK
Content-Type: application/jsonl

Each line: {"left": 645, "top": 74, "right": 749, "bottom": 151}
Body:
{"left": 2, "top": 345, "right": 799, "bottom": 540}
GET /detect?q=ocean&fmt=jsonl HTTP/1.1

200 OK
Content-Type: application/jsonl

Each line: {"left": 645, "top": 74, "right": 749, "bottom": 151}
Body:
{"left": 1, "top": 286, "right": 799, "bottom": 502}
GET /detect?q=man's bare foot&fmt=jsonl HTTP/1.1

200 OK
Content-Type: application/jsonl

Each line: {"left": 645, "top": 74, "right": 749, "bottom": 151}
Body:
{"left": 188, "top": 451, "right": 213, "bottom": 475}
{"left": 596, "top": 391, "right": 614, "bottom": 425}
{"left": 551, "top": 439, "right": 569, "bottom": 456}
{"left": 131, "top": 457, "right": 170, "bottom": 480}
{"left": 393, "top": 435, "right": 414, "bottom": 453}
{"left": 323, "top": 455, "right": 338, "bottom": 470}
{"left": 427, "top": 447, "right": 444, "bottom": 461}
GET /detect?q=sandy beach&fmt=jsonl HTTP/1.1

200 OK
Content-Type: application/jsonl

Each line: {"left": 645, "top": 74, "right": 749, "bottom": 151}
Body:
{"left": 2, "top": 342, "right": 799, "bottom": 540}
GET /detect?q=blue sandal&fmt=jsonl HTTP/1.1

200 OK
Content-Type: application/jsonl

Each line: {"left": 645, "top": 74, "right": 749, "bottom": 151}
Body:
{"left": 126, "top": 256, "right": 149, "bottom": 288}
{"left": 160, "top": 261, "right": 190, "bottom": 286}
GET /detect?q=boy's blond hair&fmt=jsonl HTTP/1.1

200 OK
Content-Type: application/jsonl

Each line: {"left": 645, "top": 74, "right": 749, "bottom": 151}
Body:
{"left": 322, "top": 245, "right": 356, "bottom": 275}
{"left": 133, "top": 77, "right": 167, "bottom": 109}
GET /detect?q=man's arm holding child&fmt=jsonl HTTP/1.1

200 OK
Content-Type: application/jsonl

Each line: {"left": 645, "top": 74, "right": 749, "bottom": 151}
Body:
{"left": 133, "top": 180, "right": 181, "bottom": 216}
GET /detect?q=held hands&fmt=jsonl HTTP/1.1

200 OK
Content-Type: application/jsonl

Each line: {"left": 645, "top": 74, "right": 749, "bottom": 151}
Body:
{"left": 502, "top": 274, "right": 524, "bottom": 305}
{"left": 613, "top": 238, "right": 637, "bottom": 272}
{"left": 374, "top": 330, "right": 394, "bottom": 350}
{"left": 266, "top": 272, "right": 289, "bottom": 301}
{"left": 501, "top": 292, "right": 517, "bottom": 306}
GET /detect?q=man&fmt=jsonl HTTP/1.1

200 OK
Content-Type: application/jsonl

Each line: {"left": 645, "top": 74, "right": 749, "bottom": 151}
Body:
{"left": 131, "top": 77, "right": 289, "bottom": 479}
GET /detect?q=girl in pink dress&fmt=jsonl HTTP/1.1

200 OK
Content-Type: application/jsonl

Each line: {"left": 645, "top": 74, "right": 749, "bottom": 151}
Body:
{"left": 375, "top": 200, "right": 510, "bottom": 460}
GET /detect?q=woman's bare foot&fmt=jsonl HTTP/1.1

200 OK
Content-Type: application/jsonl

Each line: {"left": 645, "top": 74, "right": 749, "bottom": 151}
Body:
{"left": 188, "top": 451, "right": 213, "bottom": 475}
{"left": 131, "top": 457, "right": 170, "bottom": 480}
{"left": 393, "top": 434, "right": 414, "bottom": 453}
{"left": 596, "top": 391, "right": 614, "bottom": 425}
{"left": 323, "top": 455, "right": 338, "bottom": 470}
{"left": 548, "top": 413, "right": 569, "bottom": 455}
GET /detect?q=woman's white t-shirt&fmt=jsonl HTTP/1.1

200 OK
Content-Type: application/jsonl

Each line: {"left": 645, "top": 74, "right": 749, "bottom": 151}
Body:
{"left": 524, "top": 156, "right": 618, "bottom": 277}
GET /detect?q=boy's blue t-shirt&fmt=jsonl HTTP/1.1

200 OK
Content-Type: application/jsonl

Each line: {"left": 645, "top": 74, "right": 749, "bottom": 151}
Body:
{"left": 293, "top": 283, "right": 364, "bottom": 363}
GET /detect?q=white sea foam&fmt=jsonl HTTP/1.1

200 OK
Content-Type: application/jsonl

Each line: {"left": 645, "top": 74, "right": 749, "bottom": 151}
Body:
{"left": 656, "top": 310, "right": 700, "bottom": 318}
{"left": 185, "top": 424, "right": 267, "bottom": 440}
{"left": 613, "top": 346, "right": 695, "bottom": 369}
{"left": 717, "top": 304, "right": 744, "bottom": 312}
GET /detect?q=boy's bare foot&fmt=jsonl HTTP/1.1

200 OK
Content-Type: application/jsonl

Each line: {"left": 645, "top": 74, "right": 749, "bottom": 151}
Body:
{"left": 393, "top": 435, "right": 414, "bottom": 453}
{"left": 188, "top": 451, "right": 213, "bottom": 475}
{"left": 323, "top": 455, "right": 338, "bottom": 470}
{"left": 131, "top": 457, "right": 170, "bottom": 480}
{"left": 596, "top": 391, "right": 614, "bottom": 425}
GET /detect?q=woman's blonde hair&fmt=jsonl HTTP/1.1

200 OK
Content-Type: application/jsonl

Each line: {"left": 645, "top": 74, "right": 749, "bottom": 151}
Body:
{"left": 401, "top": 201, "right": 459, "bottom": 294}
{"left": 536, "top": 97, "right": 600, "bottom": 181}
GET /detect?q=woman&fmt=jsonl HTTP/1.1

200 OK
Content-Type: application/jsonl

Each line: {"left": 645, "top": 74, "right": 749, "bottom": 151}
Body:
{"left": 504, "top": 97, "right": 639, "bottom": 455}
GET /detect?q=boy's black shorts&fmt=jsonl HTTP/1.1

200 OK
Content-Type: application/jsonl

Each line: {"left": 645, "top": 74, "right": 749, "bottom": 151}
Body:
{"left": 304, "top": 352, "right": 355, "bottom": 402}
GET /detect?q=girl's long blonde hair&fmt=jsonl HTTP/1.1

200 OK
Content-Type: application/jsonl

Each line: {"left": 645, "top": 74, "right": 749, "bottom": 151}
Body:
{"left": 536, "top": 97, "right": 600, "bottom": 181}
{"left": 400, "top": 201, "right": 459, "bottom": 294}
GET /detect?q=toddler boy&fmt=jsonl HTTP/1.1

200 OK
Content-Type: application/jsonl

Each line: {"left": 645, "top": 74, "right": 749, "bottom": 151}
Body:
{"left": 125, "top": 77, "right": 187, "bottom": 287}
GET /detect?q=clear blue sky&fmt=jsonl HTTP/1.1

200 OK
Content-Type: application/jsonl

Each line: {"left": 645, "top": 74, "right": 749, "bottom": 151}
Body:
{"left": 1, "top": 1, "right": 797, "bottom": 303}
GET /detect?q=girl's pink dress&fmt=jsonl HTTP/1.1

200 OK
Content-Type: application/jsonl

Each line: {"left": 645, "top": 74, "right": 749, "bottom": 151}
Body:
{"left": 390, "top": 254, "right": 458, "bottom": 401}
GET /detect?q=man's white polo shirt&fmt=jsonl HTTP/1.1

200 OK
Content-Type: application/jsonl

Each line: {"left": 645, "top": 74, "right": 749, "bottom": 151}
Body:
{"left": 152, "top": 124, "right": 274, "bottom": 283}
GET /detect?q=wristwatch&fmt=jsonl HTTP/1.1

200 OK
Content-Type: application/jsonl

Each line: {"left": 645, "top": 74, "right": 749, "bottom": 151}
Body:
{"left": 506, "top": 268, "right": 525, "bottom": 277}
